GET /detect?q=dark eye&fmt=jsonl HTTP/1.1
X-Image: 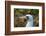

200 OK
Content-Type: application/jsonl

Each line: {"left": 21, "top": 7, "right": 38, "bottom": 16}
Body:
{"left": 26, "top": 16, "right": 29, "bottom": 20}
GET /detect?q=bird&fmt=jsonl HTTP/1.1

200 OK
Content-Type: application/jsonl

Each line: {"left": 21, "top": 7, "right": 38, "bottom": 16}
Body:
{"left": 25, "top": 14, "right": 34, "bottom": 27}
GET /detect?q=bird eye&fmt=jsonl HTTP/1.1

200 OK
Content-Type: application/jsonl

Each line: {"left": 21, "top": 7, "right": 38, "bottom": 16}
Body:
{"left": 26, "top": 16, "right": 29, "bottom": 20}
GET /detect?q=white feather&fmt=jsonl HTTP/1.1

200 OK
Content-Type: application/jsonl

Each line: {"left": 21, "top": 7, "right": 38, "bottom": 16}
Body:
{"left": 26, "top": 14, "right": 33, "bottom": 27}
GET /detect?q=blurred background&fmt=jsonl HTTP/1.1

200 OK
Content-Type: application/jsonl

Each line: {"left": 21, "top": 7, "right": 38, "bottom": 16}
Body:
{"left": 14, "top": 8, "right": 39, "bottom": 27}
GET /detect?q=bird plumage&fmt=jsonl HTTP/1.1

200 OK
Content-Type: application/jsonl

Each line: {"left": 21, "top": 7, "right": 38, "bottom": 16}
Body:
{"left": 26, "top": 14, "right": 33, "bottom": 27}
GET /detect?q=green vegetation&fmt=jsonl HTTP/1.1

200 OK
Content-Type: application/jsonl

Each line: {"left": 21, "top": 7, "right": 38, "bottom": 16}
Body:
{"left": 14, "top": 8, "right": 39, "bottom": 16}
